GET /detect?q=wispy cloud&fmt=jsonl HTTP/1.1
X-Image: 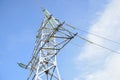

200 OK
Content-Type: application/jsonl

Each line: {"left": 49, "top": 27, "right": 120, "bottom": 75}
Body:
{"left": 76, "top": 0, "right": 120, "bottom": 79}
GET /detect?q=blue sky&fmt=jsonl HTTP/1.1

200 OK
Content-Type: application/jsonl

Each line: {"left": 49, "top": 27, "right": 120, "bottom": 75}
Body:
{"left": 2, "top": 0, "right": 120, "bottom": 80}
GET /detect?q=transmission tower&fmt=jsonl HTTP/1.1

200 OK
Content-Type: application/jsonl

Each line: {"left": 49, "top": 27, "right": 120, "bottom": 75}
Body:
{"left": 18, "top": 8, "right": 77, "bottom": 80}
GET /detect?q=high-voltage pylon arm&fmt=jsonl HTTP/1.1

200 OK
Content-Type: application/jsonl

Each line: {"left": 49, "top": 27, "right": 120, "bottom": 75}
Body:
{"left": 18, "top": 9, "right": 77, "bottom": 80}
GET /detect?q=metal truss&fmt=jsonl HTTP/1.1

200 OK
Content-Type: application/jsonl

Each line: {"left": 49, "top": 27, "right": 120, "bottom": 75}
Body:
{"left": 18, "top": 9, "right": 77, "bottom": 80}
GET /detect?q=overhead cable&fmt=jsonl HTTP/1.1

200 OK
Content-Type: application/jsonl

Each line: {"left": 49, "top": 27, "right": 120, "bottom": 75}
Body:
{"left": 66, "top": 23, "right": 120, "bottom": 46}
{"left": 77, "top": 35, "right": 120, "bottom": 54}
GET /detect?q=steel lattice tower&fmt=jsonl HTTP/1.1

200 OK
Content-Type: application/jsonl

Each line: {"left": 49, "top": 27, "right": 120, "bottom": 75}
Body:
{"left": 18, "top": 9, "right": 77, "bottom": 80}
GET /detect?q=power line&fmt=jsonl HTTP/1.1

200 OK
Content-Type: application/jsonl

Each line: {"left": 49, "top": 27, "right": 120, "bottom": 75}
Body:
{"left": 66, "top": 23, "right": 120, "bottom": 46}
{"left": 77, "top": 35, "right": 120, "bottom": 54}
{"left": 64, "top": 23, "right": 120, "bottom": 54}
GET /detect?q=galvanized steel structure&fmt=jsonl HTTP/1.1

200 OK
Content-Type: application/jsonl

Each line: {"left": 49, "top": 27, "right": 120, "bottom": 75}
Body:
{"left": 18, "top": 9, "right": 77, "bottom": 80}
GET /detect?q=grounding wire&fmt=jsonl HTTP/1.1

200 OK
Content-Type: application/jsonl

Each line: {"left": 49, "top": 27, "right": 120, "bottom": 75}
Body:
{"left": 35, "top": 0, "right": 44, "bottom": 10}
{"left": 70, "top": 42, "right": 84, "bottom": 48}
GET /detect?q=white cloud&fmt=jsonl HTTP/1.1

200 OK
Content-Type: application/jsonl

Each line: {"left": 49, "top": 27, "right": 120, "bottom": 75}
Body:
{"left": 76, "top": 0, "right": 120, "bottom": 80}
{"left": 86, "top": 54, "right": 120, "bottom": 80}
